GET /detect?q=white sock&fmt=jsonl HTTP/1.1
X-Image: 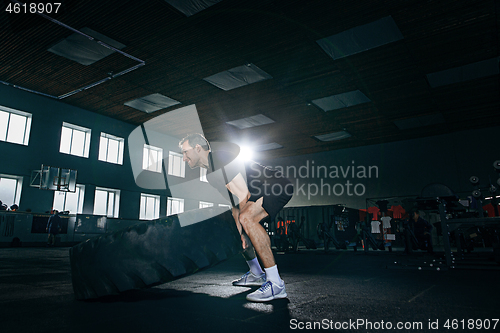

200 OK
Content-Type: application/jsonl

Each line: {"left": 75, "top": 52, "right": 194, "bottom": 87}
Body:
{"left": 264, "top": 265, "right": 282, "bottom": 285}
{"left": 247, "top": 257, "right": 264, "bottom": 276}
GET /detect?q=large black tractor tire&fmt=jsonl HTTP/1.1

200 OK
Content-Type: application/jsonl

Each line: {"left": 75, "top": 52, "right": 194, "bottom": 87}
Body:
{"left": 69, "top": 208, "right": 241, "bottom": 300}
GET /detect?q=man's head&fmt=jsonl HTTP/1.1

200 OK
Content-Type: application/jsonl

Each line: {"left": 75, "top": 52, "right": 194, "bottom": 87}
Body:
{"left": 412, "top": 210, "right": 420, "bottom": 221}
{"left": 179, "top": 133, "right": 211, "bottom": 169}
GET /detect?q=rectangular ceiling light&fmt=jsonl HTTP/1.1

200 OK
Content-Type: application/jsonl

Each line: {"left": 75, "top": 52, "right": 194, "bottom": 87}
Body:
{"left": 426, "top": 57, "right": 500, "bottom": 88}
{"left": 312, "top": 90, "right": 370, "bottom": 112}
{"left": 314, "top": 131, "right": 352, "bottom": 142}
{"left": 48, "top": 27, "right": 126, "bottom": 66}
{"left": 393, "top": 113, "right": 445, "bottom": 130}
{"left": 124, "top": 93, "right": 181, "bottom": 113}
{"left": 226, "top": 114, "right": 274, "bottom": 130}
{"left": 317, "top": 16, "right": 403, "bottom": 60}
{"left": 254, "top": 142, "right": 283, "bottom": 151}
{"left": 164, "top": 0, "right": 223, "bottom": 16}
{"left": 204, "top": 63, "right": 272, "bottom": 91}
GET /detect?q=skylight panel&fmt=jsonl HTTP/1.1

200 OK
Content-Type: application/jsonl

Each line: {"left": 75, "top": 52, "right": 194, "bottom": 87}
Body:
{"left": 317, "top": 16, "right": 403, "bottom": 60}
{"left": 204, "top": 63, "right": 272, "bottom": 91}
{"left": 164, "top": 0, "right": 223, "bottom": 16}
{"left": 254, "top": 142, "right": 283, "bottom": 151}
{"left": 312, "top": 90, "right": 370, "bottom": 112}
{"left": 426, "top": 57, "right": 499, "bottom": 88}
{"left": 226, "top": 114, "right": 275, "bottom": 129}
{"left": 124, "top": 93, "right": 181, "bottom": 113}
{"left": 314, "top": 131, "right": 352, "bottom": 142}
{"left": 393, "top": 113, "right": 445, "bottom": 130}
{"left": 48, "top": 27, "right": 126, "bottom": 66}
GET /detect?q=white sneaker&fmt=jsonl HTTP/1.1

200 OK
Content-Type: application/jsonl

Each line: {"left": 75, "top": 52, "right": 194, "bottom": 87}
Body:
{"left": 246, "top": 280, "right": 287, "bottom": 302}
{"left": 232, "top": 271, "right": 266, "bottom": 286}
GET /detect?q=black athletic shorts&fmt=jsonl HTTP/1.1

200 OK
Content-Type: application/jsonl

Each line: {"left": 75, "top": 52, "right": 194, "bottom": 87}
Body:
{"left": 248, "top": 169, "right": 294, "bottom": 222}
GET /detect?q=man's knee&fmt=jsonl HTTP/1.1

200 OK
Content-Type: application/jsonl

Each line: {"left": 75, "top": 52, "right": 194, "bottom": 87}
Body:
{"left": 238, "top": 209, "right": 256, "bottom": 227}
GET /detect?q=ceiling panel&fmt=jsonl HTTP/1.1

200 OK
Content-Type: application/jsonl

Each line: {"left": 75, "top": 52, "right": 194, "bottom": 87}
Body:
{"left": 0, "top": 0, "right": 498, "bottom": 160}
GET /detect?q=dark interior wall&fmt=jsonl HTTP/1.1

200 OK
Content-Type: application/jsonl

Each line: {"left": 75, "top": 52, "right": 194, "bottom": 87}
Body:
{"left": 0, "top": 84, "right": 141, "bottom": 216}
{"left": 2, "top": 83, "right": 499, "bottom": 215}
{"left": 263, "top": 126, "right": 500, "bottom": 210}
{"left": 0, "top": 84, "right": 230, "bottom": 216}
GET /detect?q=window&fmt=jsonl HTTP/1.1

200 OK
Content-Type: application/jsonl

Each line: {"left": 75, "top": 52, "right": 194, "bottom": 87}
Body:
{"left": 140, "top": 193, "right": 160, "bottom": 220}
{"left": 60, "top": 122, "right": 91, "bottom": 158}
{"left": 143, "top": 144, "right": 163, "bottom": 173}
{"left": 93, "top": 187, "right": 120, "bottom": 217}
{"left": 0, "top": 174, "right": 23, "bottom": 207}
{"left": 168, "top": 151, "right": 185, "bottom": 178}
{"left": 0, "top": 105, "right": 32, "bottom": 146}
{"left": 167, "top": 197, "right": 184, "bottom": 216}
{"left": 53, "top": 185, "right": 85, "bottom": 214}
{"left": 200, "top": 167, "right": 208, "bottom": 182}
{"left": 199, "top": 201, "right": 213, "bottom": 209}
{"left": 99, "top": 133, "right": 124, "bottom": 165}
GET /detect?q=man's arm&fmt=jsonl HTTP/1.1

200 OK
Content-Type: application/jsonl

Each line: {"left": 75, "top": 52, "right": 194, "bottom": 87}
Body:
{"left": 225, "top": 172, "right": 251, "bottom": 209}
{"left": 226, "top": 173, "right": 253, "bottom": 248}
{"left": 227, "top": 172, "right": 251, "bottom": 226}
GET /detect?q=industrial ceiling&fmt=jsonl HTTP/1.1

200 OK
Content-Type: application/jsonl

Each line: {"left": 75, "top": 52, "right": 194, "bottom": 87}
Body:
{"left": 1, "top": 0, "right": 498, "bottom": 159}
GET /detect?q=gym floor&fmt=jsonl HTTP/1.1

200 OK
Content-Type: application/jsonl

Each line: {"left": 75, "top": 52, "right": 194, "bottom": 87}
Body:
{"left": 1, "top": 247, "right": 499, "bottom": 333}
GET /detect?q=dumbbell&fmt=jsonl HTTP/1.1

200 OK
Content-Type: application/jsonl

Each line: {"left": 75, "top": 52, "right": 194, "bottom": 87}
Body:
{"left": 494, "top": 161, "right": 500, "bottom": 186}
{"left": 469, "top": 176, "right": 480, "bottom": 185}
{"left": 469, "top": 176, "right": 482, "bottom": 198}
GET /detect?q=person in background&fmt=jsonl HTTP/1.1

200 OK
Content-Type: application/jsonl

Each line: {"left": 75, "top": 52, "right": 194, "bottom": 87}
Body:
{"left": 46, "top": 210, "right": 62, "bottom": 247}
{"left": 412, "top": 210, "right": 433, "bottom": 253}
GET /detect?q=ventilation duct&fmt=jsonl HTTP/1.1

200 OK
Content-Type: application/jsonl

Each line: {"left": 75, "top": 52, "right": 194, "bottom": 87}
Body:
{"left": 204, "top": 64, "right": 272, "bottom": 91}
{"left": 254, "top": 142, "right": 283, "bottom": 151}
{"left": 312, "top": 90, "right": 370, "bottom": 112}
{"left": 0, "top": 3, "right": 145, "bottom": 99}
{"left": 226, "top": 114, "right": 274, "bottom": 129}
{"left": 48, "top": 27, "right": 126, "bottom": 65}
{"left": 314, "top": 131, "right": 352, "bottom": 142}
{"left": 317, "top": 16, "right": 403, "bottom": 60}
{"left": 124, "top": 93, "right": 181, "bottom": 113}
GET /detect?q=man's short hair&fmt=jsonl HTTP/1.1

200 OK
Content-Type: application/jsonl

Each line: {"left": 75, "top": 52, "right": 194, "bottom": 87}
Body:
{"left": 179, "top": 133, "right": 210, "bottom": 151}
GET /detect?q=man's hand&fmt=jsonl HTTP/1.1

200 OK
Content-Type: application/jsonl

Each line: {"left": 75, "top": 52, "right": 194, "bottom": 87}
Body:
{"left": 232, "top": 207, "right": 242, "bottom": 235}
{"left": 241, "top": 233, "right": 251, "bottom": 250}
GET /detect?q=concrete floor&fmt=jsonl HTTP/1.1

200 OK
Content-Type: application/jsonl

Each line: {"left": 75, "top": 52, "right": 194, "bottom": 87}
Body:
{"left": 1, "top": 247, "right": 499, "bottom": 333}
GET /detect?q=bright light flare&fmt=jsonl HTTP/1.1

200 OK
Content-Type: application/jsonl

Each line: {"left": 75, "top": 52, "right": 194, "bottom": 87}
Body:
{"left": 238, "top": 145, "right": 254, "bottom": 161}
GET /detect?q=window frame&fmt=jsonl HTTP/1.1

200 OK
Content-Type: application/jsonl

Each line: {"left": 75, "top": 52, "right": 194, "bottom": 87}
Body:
{"left": 52, "top": 184, "right": 85, "bottom": 214}
{"left": 140, "top": 193, "right": 160, "bottom": 220}
{"left": 167, "top": 197, "right": 184, "bottom": 216}
{"left": 142, "top": 144, "right": 163, "bottom": 173}
{"left": 98, "top": 132, "right": 124, "bottom": 165}
{"left": 93, "top": 187, "right": 120, "bottom": 218}
{"left": 0, "top": 174, "right": 23, "bottom": 207}
{"left": 199, "top": 201, "right": 213, "bottom": 209}
{"left": 0, "top": 105, "right": 32, "bottom": 146}
{"left": 168, "top": 151, "right": 185, "bottom": 178}
{"left": 200, "top": 167, "right": 208, "bottom": 182}
{"left": 60, "top": 122, "right": 91, "bottom": 158}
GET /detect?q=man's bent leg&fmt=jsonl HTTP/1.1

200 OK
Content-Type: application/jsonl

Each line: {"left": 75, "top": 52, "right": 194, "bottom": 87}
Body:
{"left": 238, "top": 197, "right": 275, "bottom": 269}
{"left": 241, "top": 232, "right": 265, "bottom": 276}
{"left": 231, "top": 221, "right": 266, "bottom": 287}
{"left": 240, "top": 198, "right": 289, "bottom": 301}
